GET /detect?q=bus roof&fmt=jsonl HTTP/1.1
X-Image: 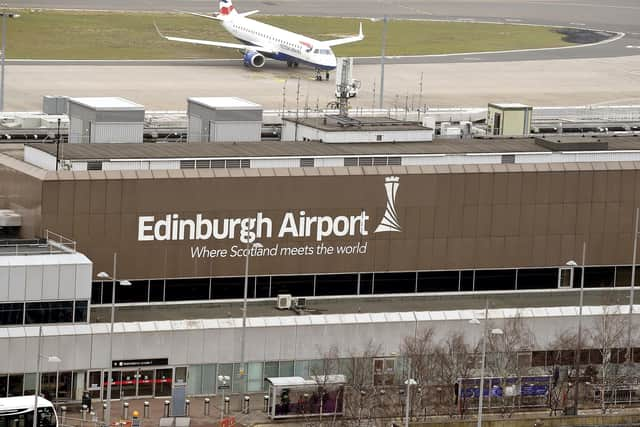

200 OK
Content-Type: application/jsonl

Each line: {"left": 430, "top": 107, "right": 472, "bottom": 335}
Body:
{"left": 0, "top": 396, "right": 54, "bottom": 411}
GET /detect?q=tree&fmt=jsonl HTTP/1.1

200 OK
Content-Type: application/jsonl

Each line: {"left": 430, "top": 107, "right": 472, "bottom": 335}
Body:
{"left": 431, "top": 332, "right": 478, "bottom": 418}
{"left": 588, "top": 305, "right": 627, "bottom": 414}
{"left": 485, "top": 313, "right": 536, "bottom": 417}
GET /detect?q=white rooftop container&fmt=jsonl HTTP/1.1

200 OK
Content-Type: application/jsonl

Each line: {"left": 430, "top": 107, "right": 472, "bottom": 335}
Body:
{"left": 68, "top": 97, "right": 145, "bottom": 144}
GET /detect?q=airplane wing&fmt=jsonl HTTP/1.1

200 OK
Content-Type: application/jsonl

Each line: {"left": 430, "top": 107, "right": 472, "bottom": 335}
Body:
{"left": 323, "top": 22, "right": 364, "bottom": 47}
{"left": 180, "top": 11, "right": 224, "bottom": 21}
{"left": 154, "top": 22, "right": 275, "bottom": 53}
{"left": 239, "top": 10, "right": 260, "bottom": 17}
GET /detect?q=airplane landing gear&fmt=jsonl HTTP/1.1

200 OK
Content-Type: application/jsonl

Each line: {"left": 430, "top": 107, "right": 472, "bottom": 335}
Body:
{"left": 315, "top": 69, "right": 323, "bottom": 81}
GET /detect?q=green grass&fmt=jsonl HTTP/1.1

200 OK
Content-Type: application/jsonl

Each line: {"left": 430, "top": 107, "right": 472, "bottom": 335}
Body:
{"left": 7, "top": 10, "right": 573, "bottom": 59}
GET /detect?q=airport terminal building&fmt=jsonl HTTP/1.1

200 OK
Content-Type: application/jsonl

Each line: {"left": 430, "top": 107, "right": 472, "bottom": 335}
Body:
{"left": 3, "top": 136, "right": 640, "bottom": 401}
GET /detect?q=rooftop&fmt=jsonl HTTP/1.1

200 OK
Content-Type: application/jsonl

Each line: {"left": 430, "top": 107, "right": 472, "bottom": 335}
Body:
{"left": 489, "top": 102, "right": 532, "bottom": 109}
{"left": 24, "top": 135, "right": 640, "bottom": 161}
{"left": 69, "top": 97, "right": 144, "bottom": 111}
{"left": 189, "top": 97, "right": 262, "bottom": 109}
{"left": 285, "top": 116, "right": 428, "bottom": 132}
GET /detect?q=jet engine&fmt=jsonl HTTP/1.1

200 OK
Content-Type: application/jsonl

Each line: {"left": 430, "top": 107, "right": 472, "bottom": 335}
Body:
{"left": 243, "top": 51, "right": 265, "bottom": 68}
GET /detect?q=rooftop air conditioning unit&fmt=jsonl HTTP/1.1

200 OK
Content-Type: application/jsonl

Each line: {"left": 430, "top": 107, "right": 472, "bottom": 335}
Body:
{"left": 277, "top": 294, "right": 292, "bottom": 310}
{"left": 294, "top": 297, "right": 307, "bottom": 309}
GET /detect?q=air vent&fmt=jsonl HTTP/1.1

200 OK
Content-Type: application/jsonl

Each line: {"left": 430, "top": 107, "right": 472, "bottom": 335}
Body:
{"left": 196, "top": 159, "right": 210, "bottom": 169}
{"left": 388, "top": 157, "right": 401, "bottom": 166}
{"left": 180, "top": 160, "right": 195, "bottom": 169}
{"left": 344, "top": 158, "right": 357, "bottom": 166}
{"left": 226, "top": 159, "right": 241, "bottom": 168}
{"left": 87, "top": 161, "right": 103, "bottom": 171}
{"left": 300, "top": 158, "right": 315, "bottom": 167}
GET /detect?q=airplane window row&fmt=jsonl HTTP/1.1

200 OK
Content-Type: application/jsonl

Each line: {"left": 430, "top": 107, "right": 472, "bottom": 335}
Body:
{"left": 233, "top": 24, "right": 309, "bottom": 52}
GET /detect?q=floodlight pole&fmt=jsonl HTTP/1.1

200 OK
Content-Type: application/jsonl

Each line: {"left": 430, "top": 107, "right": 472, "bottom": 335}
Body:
{"left": 573, "top": 242, "right": 586, "bottom": 413}
{"left": 628, "top": 207, "right": 639, "bottom": 365}
{"left": 33, "top": 325, "right": 42, "bottom": 427}
{"left": 379, "top": 15, "right": 387, "bottom": 110}
{"left": 1, "top": 6, "right": 6, "bottom": 111}
{"left": 106, "top": 253, "right": 117, "bottom": 427}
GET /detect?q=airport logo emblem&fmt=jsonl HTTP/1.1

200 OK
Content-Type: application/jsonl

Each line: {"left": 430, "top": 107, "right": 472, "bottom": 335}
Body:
{"left": 374, "top": 176, "right": 402, "bottom": 233}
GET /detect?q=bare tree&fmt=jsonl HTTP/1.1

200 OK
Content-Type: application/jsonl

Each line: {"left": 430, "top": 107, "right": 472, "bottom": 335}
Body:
{"left": 485, "top": 313, "right": 536, "bottom": 417}
{"left": 431, "top": 332, "right": 478, "bottom": 418}
{"left": 401, "top": 328, "right": 438, "bottom": 420}
{"left": 547, "top": 330, "right": 579, "bottom": 415}
{"left": 588, "top": 305, "right": 627, "bottom": 414}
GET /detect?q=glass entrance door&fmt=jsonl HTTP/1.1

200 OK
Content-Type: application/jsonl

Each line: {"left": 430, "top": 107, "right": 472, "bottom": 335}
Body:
{"left": 137, "top": 370, "right": 154, "bottom": 397}
{"left": 155, "top": 369, "right": 173, "bottom": 397}
{"left": 120, "top": 371, "right": 137, "bottom": 398}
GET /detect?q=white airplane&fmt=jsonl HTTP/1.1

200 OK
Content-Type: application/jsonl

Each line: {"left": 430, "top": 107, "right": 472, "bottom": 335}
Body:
{"left": 156, "top": 0, "right": 364, "bottom": 80}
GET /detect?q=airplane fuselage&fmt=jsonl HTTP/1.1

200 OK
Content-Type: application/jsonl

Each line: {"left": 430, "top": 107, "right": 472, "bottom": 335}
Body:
{"left": 222, "top": 16, "right": 338, "bottom": 70}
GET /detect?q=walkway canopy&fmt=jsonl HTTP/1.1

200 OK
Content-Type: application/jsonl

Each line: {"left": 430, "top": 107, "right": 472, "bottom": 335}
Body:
{"left": 265, "top": 375, "right": 346, "bottom": 419}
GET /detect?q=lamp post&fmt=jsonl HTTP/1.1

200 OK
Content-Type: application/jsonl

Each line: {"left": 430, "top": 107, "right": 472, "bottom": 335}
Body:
{"left": 379, "top": 15, "right": 388, "bottom": 109}
{"left": 566, "top": 241, "right": 586, "bottom": 413}
{"left": 97, "top": 253, "right": 132, "bottom": 427}
{"left": 469, "top": 300, "right": 503, "bottom": 427}
{"left": 239, "top": 241, "right": 263, "bottom": 392}
{"left": 628, "top": 208, "right": 639, "bottom": 365}
{"left": 33, "top": 324, "right": 61, "bottom": 427}
{"left": 217, "top": 375, "right": 230, "bottom": 423}
{"left": 403, "top": 377, "right": 417, "bottom": 427}
{"left": 0, "top": 7, "right": 18, "bottom": 112}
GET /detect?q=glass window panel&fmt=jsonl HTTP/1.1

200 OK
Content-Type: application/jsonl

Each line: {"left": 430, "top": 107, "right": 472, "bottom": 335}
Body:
{"left": 155, "top": 369, "right": 172, "bottom": 397}
{"left": 149, "top": 280, "right": 165, "bottom": 302}
{"left": 279, "top": 361, "right": 294, "bottom": 377}
{"left": 359, "top": 273, "right": 373, "bottom": 295}
{"left": 25, "top": 301, "right": 73, "bottom": 324}
{"left": 8, "top": 374, "right": 23, "bottom": 396}
{"left": 88, "top": 371, "right": 102, "bottom": 399}
{"left": 247, "top": 363, "right": 263, "bottom": 393}
{"left": 270, "top": 276, "right": 314, "bottom": 297}
{"left": 263, "top": 362, "right": 278, "bottom": 391}
{"left": 584, "top": 267, "right": 615, "bottom": 288}
{"left": 232, "top": 364, "right": 245, "bottom": 393}
{"left": 315, "top": 274, "right": 358, "bottom": 296}
{"left": 175, "top": 367, "right": 187, "bottom": 383}
{"left": 460, "top": 271, "right": 474, "bottom": 292}
{"left": 91, "top": 282, "right": 102, "bottom": 305}
{"left": 74, "top": 301, "right": 88, "bottom": 323}
{"left": 517, "top": 268, "right": 559, "bottom": 290}
{"left": 165, "top": 279, "right": 209, "bottom": 302}
{"left": 474, "top": 269, "right": 516, "bottom": 291}
{"left": 373, "top": 272, "right": 416, "bottom": 294}
{"left": 0, "top": 303, "right": 24, "bottom": 325}
{"left": 40, "top": 372, "right": 56, "bottom": 401}
{"left": 417, "top": 271, "right": 459, "bottom": 292}
{"left": 102, "top": 282, "right": 113, "bottom": 304}
{"left": 202, "top": 364, "right": 217, "bottom": 395}
{"left": 255, "top": 276, "right": 271, "bottom": 298}
{"left": 23, "top": 373, "right": 36, "bottom": 395}
{"left": 211, "top": 277, "right": 244, "bottom": 299}
{"left": 294, "top": 360, "right": 309, "bottom": 378}
{"left": 188, "top": 365, "right": 203, "bottom": 395}
{"left": 116, "top": 280, "right": 149, "bottom": 303}
{"left": 0, "top": 374, "right": 7, "bottom": 398}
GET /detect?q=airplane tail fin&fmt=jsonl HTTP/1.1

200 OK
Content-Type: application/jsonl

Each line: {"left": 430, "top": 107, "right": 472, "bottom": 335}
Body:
{"left": 219, "top": 0, "right": 238, "bottom": 16}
